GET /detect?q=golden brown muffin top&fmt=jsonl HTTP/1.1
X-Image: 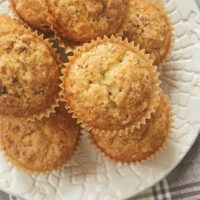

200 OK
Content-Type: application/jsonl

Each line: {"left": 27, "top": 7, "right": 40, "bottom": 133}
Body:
{"left": 0, "top": 18, "right": 60, "bottom": 119}
{"left": 46, "top": 0, "right": 129, "bottom": 42}
{"left": 62, "top": 39, "right": 160, "bottom": 131}
{"left": 90, "top": 94, "right": 172, "bottom": 163}
{"left": 0, "top": 104, "right": 80, "bottom": 174}
{"left": 123, "top": 0, "right": 172, "bottom": 66}
{"left": 11, "top": 0, "right": 53, "bottom": 32}
{"left": 0, "top": 15, "right": 23, "bottom": 36}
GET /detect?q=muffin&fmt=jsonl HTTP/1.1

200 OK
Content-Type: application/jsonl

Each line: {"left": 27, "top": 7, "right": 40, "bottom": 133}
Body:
{"left": 0, "top": 15, "right": 24, "bottom": 35}
{"left": 61, "top": 36, "right": 161, "bottom": 135}
{"left": 0, "top": 16, "right": 60, "bottom": 120}
{"left": 123, "top": 0, "right": 173, "bottom": 67}
{"left": 9, "top": 0, "right": 53, "bottom": 32}
{"left": 46, "top": 0, "right": 130, "bottom": 42}
{"left": 89, "top": 94, "right": 174, "bottom": 164}
{"left": 0, "top": 103, "right": 80, "bottom": 174}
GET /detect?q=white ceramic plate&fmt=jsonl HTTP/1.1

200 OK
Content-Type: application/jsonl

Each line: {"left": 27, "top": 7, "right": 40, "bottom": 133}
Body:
{"left": 0, "top": 0, "right": 200, "bottom": 200}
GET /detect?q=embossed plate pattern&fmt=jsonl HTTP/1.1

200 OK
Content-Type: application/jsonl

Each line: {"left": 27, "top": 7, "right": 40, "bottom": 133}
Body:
{"left": 0, "top": 0, "right": 200, "bottom": 199}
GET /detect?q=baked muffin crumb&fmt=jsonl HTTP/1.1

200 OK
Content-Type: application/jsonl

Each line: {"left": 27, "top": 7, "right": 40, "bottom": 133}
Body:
{"left": 46, "top": 0, "right": 130, "bottom": 42}
{"left": 0, "top": 16, "right": 60, "bottom": 120}
{"left": 0, "top": 103, "right": 80, "bottom": 174}
{"left": 10, "top": 0, "right": 53, "bottom": 32}
{"left": 89, "top": 94, "right": 173, "bottom": 163}
{"left": 123, "top": 0, "right": 173, "bottom": 66}
{"left": 61, "top": 37, "right": 160, "bottom": 134}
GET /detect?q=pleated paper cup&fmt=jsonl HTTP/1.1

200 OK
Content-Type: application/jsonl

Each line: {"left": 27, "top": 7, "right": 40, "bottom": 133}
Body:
{"left": 60, "top": 35, "right": 161, "bottom": 137}
{"left": 0, "top": 15, "right": 62, "bottom": 121}
{"left": 122, "top": 0, "right": 175, "bottom": 67}
{"left": 88, "top": 93, "right": 174, "bottom": 165}
{"left": 0, "top": 103, "right": 81, "bottom": 175}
